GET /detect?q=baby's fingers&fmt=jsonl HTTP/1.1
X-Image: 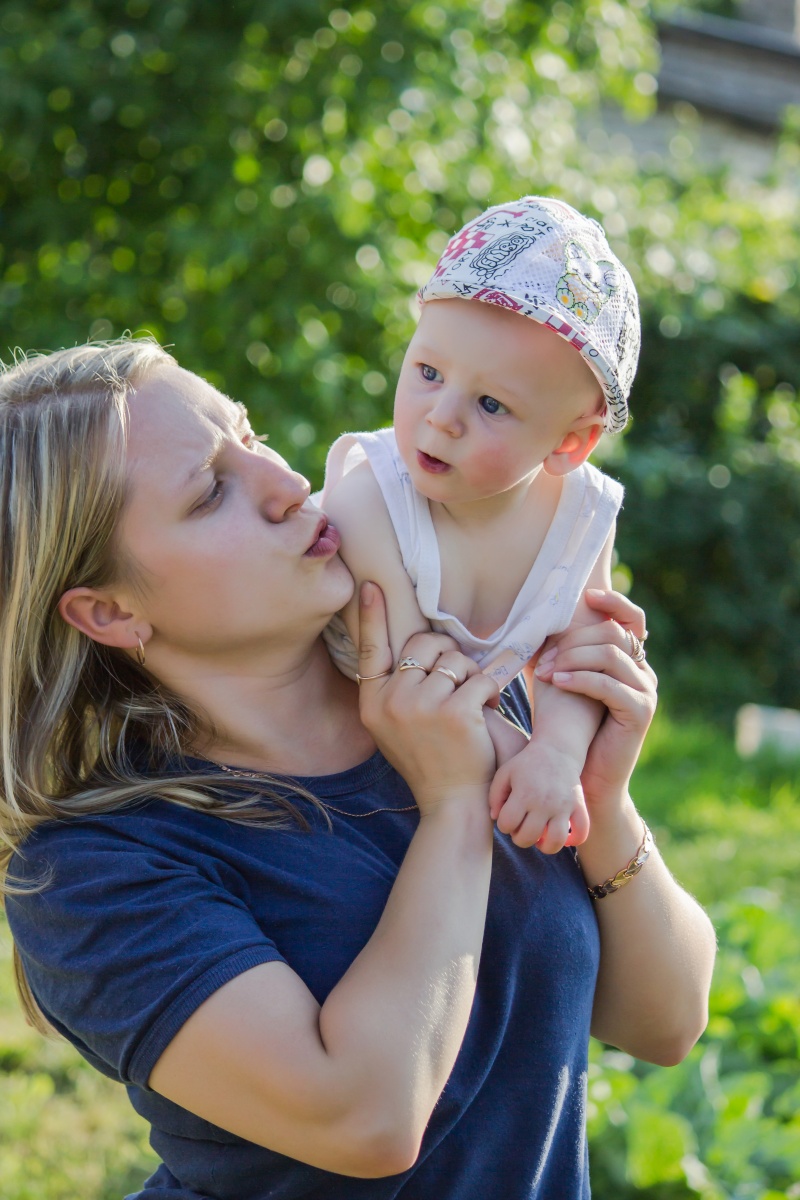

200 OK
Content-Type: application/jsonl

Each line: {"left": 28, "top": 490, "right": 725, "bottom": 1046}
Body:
{"left": 531, "top": 814, "right": 571, "bottom": 855}
{"left": 564, "top": 800, "right": 590, "bottom": 847}
{"left": 488, "top": 764, "right": 512, "bottom": 821}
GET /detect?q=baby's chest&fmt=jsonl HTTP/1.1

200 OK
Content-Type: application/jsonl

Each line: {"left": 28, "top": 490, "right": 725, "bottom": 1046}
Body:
{"left": 436, "top": 524, "right": 546, "bottom": 640}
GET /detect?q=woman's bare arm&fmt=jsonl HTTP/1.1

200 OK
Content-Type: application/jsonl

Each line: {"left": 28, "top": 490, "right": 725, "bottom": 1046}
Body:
{"left": 149, "top": 589, "right": 499, "bottom": 1177}
{"left": 538, "top": 590, "right": 716, "bottom": 1065}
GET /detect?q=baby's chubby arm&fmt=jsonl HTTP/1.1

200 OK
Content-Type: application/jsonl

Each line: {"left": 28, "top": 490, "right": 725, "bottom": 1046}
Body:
{"left": 324, "top": 461, "right": 528, "bottom": 759}
{"left": 489, "top": 529, "right": 616, "bottom": 853}
{"left": 324, "top": 460, "right": 433, "bottom": 666}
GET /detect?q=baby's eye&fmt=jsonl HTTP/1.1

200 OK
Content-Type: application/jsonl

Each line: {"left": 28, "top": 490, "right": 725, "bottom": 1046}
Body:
{"left": 478, "top": 395, "right": 509, "bottom": 416}
{"left": 420, "top": 363, "right": 443, "bottom": 383}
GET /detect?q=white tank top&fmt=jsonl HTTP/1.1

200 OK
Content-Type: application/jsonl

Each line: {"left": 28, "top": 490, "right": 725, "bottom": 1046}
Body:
{"left": 321, "top": 428, "right": 623, "bottom": 684}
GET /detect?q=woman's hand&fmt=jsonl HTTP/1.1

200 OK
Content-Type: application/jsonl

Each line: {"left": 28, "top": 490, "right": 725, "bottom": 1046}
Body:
{"left": 356, "top": 582, "right": 499, "bottom": 814}
{"left": 533, "top": 588, "right": 656, "bottom": 813}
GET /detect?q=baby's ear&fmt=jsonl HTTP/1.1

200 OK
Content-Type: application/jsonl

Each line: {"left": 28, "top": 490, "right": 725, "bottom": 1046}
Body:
{"left": 542, "top": 417, "right": 604, "bottom": 477}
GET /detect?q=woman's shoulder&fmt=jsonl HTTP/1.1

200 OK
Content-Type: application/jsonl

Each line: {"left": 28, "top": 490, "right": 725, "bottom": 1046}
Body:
{"left": 8, "top": 749, "right": 407, "bottom": 886}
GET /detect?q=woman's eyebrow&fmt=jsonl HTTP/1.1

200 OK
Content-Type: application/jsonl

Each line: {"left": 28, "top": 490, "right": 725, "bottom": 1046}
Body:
{"left": 174, "top": 401, "right": 257, "bottom": 498}
{"left": 174, "top": 429, "right": 225, "bottom": 497}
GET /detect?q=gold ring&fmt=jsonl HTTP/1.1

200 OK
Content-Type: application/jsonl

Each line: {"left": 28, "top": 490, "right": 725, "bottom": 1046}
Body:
{"left": 355, "top": 668, "right": 393, "bottom": 684}
{"left": 398, "top": 656, "right": 428, "bottom": 673}
{"left": 435, "top": 667, "right": 459, "bottom": 684}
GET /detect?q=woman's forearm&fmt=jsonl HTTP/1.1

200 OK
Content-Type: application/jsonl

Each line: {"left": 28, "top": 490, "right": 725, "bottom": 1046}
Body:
{"left": 148, "top": 792, "right": 494, "bottom": 1178}
{"left": 580, "top": 798, "right": 716, "bottom": 1065}
{"left": 318, "top": 795, "right": 493, "bottom": 1170}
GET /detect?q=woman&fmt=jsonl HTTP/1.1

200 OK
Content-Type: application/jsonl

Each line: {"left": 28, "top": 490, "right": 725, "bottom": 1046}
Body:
{"left": 1, "top": 339, "right": 715, "bottom": 1199}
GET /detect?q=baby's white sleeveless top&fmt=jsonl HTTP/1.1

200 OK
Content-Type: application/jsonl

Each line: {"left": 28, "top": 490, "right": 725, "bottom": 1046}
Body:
{"left": 320, "top": 428, "right": 623, "bottom": 684}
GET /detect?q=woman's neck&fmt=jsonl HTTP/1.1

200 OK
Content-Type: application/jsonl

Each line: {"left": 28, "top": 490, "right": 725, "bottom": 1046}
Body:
{"left": 161, "top": 637, "right": 375, "bottom": 777}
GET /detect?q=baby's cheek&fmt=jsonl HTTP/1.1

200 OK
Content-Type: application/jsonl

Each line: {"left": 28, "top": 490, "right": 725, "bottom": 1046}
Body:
{"left": 467, "top": 445, "right": 521, "bottom": 490}
{"left": 392, "top": 397, "right": 418, "bottom": 463}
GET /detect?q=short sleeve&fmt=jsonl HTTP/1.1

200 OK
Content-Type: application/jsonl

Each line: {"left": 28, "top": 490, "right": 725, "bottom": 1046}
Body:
{"left": 5, "top": 816, "right": 285, "bottom": 1089}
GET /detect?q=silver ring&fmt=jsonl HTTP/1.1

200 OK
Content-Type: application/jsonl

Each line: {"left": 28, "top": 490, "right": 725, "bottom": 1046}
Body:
{"left": 434, "top": 667, "right": 459, "bottom": 684}
{"left": 627, "top": 630, "right": 646, "bottom": 663}
{"left": 355, "top": 668, "right": 392, "bottom": 684}
{"left": 398, "top": 656, "right": 428, "bottom": 673}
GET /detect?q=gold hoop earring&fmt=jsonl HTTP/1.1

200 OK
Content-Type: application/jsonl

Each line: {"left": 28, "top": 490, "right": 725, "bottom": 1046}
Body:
{"left": 135, "top": 634, "right": 146, "bottom": 667}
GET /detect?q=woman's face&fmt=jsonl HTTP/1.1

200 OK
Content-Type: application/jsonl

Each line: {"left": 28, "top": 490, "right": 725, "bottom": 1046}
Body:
{"left": 118, "top": 365, "right": 353, "bottom": 664}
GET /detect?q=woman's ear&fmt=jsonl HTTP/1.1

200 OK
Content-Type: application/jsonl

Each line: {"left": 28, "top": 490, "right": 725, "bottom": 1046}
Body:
{"left": 543, "top": 419, "right": 604, "bottom": 477}
{"left": 58, "top": 587, "right": 151, "bottom": 652}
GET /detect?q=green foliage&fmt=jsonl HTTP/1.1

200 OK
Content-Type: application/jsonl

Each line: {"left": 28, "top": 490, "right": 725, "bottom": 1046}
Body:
{"left": 586, "top": 714, "right": 800, "bottom": 1199}
{"left": 0, "top": 955, "right": 158, "bottom": 1197}
{"left": 613, "top": 293, "right": 800, "bottom": 715}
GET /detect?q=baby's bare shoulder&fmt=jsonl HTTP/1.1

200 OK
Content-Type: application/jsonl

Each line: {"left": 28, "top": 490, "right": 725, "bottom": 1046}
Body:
{"left": 325, "top": 457, "right": 401, "bottom": 573}
{"left": 325, "top": 458, "right": 393, "bottom": 535}
{"left": 326, "top": 457, "right": 385, "bottom": 509}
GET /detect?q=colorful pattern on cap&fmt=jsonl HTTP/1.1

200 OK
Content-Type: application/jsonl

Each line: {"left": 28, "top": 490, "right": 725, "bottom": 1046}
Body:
{"left": 418, "top": 196, "right": 640, "bottom": 433}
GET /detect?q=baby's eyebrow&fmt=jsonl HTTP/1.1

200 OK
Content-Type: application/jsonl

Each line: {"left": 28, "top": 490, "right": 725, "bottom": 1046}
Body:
{"left": 412, "top": 342, "right": 443, "bottom": 361}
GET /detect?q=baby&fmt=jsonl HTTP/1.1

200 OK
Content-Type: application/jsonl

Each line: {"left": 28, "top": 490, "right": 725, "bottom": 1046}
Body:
{"left": 321, "top": 196, "right": 640, "bottom": 850}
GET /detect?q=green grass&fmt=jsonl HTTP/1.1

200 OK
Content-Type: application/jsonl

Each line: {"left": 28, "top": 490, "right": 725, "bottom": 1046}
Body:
{"left": 0, "top": 946, "right": 158, "bottom": 1199}
{"left": 1, "top": 711, "right": 799, "bottom": 1198}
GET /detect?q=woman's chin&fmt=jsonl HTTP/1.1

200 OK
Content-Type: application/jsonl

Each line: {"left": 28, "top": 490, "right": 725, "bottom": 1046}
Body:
{"left": 327, "top": 554, "right": 357, "bottom": 608}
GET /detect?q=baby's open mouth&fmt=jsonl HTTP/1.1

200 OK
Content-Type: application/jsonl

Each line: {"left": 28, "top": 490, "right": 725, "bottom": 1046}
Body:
{"left": 417, "top": 450, "right": 452, "bottom": 474}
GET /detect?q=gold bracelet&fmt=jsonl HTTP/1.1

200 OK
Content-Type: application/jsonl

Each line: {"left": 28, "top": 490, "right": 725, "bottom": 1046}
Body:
{"left": 587, "top": 820, "right": 653, "bottom": 900}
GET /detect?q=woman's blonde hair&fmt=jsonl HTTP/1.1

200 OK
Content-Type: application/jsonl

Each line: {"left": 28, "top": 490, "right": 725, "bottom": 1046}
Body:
{"left": 0, "top": 337, "right": 321, "bottom": 1031}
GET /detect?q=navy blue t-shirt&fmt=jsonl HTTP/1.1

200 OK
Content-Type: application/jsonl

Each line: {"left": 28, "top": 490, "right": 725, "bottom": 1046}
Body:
{"left": 7, "top": 687, "right": 600, "bottom": 1199}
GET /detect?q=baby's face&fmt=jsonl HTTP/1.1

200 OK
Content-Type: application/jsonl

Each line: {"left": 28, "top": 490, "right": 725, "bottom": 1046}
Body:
{"left": 393, "top": 298, "right": 602, "bottom": 507}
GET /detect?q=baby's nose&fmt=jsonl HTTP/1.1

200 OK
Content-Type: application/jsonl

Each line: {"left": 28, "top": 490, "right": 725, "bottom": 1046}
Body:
{"left": 427, "top": 394, "right": 464, "bottom": 436}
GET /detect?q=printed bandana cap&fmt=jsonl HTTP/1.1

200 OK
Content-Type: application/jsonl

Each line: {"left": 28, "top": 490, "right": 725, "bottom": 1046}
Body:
{"left": 418, "top": 196, "right": 641, "bottom": 433}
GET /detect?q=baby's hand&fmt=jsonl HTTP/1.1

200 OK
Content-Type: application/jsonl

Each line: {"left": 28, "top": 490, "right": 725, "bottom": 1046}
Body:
{"left": 488, "top": 741, "right": 590, "bottom": 853}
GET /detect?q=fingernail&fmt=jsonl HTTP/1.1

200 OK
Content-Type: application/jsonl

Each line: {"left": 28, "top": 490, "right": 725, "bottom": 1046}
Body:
{"left": 585, "top": 588, "right": 604, "bottom": 598}
{"left": 360, "top": 582, "right": 375, "bottom": 606}
{"left": 533, "top": 661, "right": 551, "bottom": 678}
{"left": 553, "top": 671, "right": 572, "bottom": 682}
{"left": 538, "top": 647, "right": 557, "bottom": 663}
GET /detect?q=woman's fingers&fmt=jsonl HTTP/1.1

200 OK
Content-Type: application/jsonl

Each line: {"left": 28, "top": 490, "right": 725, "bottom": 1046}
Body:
{"left": 542, "top": 642, "right": 653, "bottom": 688}
{"left": 533, "top": 589, "right": 650, "bottom": 678}
{"left": 355, "top": 582, "right": 393, "bottom": 684}
{"left": 583, "top": 588, "right": 647, "bottom": 639}
{"left": 398, "top": 631, "right": 467, "bottom": 671}
{"left": 551, "top": 669, "right": 655, "bottom": 721}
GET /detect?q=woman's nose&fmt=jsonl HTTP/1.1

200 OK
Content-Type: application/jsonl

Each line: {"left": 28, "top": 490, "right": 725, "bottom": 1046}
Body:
{"left": 258, "top": 457, "right": 311, "bottom": 522}
{"left": 426, "top": 393, "right": 464, "bottom": 437}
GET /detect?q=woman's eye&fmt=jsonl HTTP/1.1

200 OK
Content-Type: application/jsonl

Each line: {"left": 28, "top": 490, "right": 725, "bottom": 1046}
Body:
{"left": 195, "top": 480, "right": 223, "bottom": 512}
{"left": 420, "top": 363, "right": 442, "bottom": 383}
{"left": 479, "top": 395, "right": 509, "bottom": 416}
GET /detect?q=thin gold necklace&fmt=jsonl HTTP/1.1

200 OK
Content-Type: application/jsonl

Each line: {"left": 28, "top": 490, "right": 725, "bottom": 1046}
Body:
{"left": 214, "top": 759, "right": 418, "bottom": 819}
